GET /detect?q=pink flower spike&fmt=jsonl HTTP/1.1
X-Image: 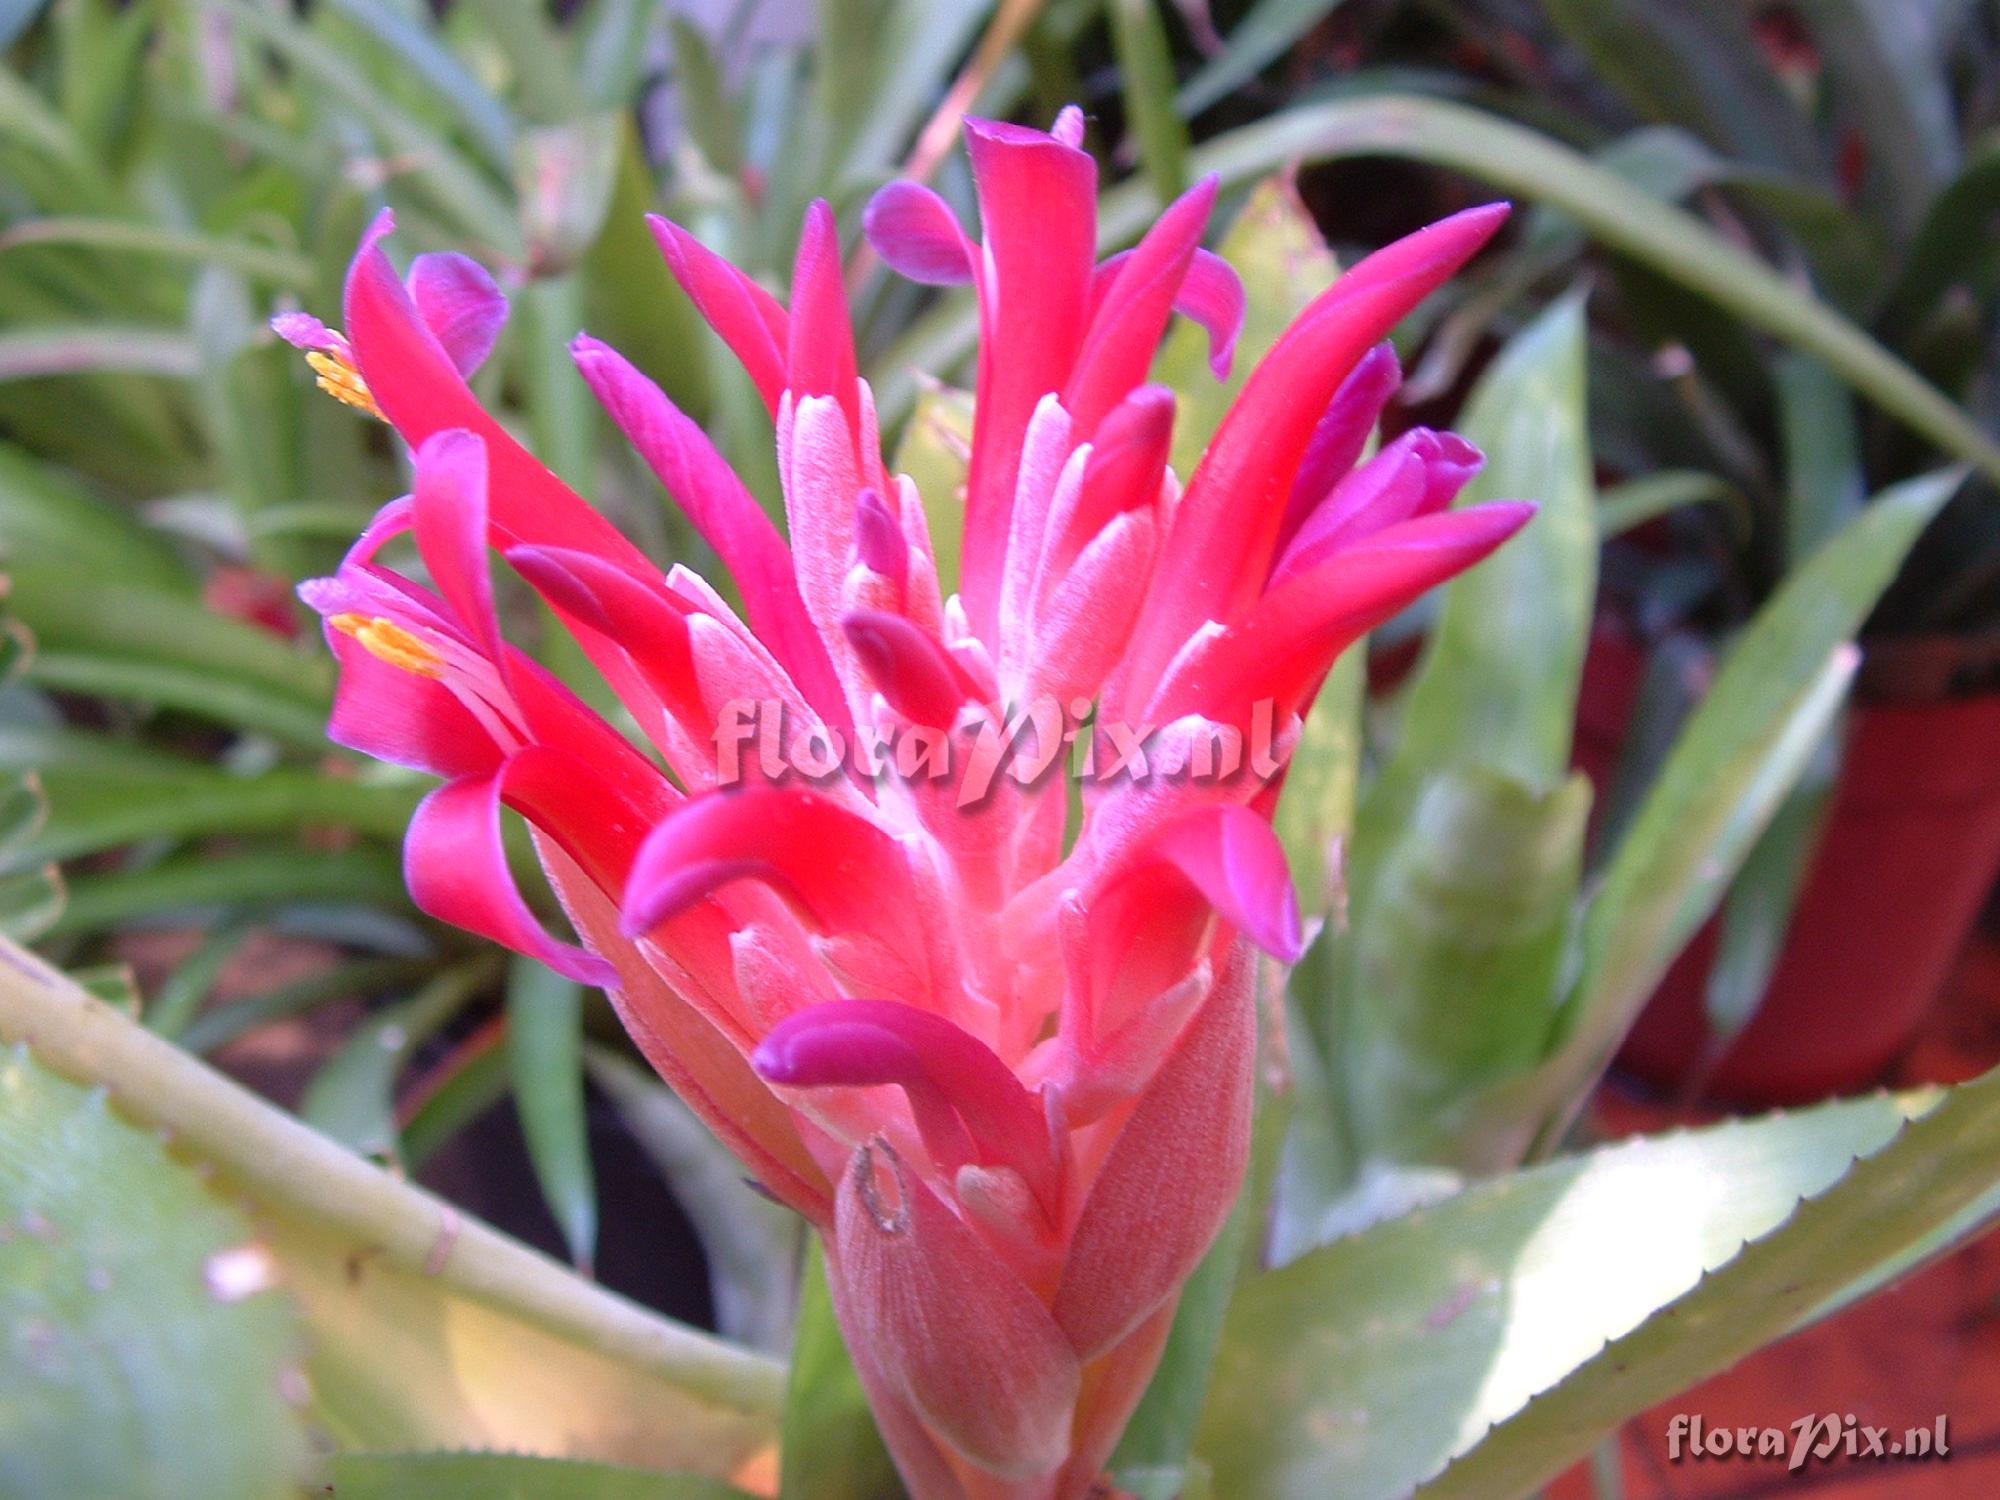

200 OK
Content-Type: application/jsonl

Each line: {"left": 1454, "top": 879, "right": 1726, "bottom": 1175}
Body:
{"left": 409, "top": 430, "right": 502, "bottom": 665}
{"left": 406, "top": 252, "right": 507, "bottom": 376}
{"left": 289, "top": 124, "right": 1536, "bottom": 1499}
{"left": 648, "top": 214, "right": 790, "bottom": 412}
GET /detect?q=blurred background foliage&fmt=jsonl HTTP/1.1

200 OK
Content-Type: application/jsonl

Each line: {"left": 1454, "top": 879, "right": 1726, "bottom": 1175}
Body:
{"left": 2, "top": 0, "right": 1999, "bottom": 1444}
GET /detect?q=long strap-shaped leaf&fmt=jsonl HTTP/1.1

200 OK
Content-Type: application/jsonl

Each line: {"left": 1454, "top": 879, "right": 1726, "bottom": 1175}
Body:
{"left": 1198, "top": 1072, "right": 2000, "bottom": 1499}
{"left": 1103, "top": 96, "right": 2000, "bottom": 485}
{"left": 0, "top": 938, "right": 785, "bottom": 1473}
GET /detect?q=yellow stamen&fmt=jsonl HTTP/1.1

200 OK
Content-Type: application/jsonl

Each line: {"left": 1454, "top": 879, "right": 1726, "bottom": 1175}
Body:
{"left": 304, "top": 348, "right": 384, "bottom": 420}
{"left": 330, "top": 613, "right": 442, "bottom": 677}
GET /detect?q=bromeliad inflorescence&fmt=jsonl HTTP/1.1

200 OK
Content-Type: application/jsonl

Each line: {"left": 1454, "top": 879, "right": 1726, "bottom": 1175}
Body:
{"left": 278, "top": 106, "right": 1531, "bottom": 1499}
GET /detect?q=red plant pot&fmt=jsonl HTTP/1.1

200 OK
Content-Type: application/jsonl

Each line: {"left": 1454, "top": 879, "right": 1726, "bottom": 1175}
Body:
{"left": 1610, "top": 635, "right": 2000, "bottom": 1106}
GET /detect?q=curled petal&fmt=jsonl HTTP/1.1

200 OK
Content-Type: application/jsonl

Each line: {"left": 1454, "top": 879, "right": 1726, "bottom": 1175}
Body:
{"left": 1141, "top": 802, "right": 1303, "bottom": 962}
{"left": 832, "top": 1140, "right": 1079, "bottom": 1478}
{"left": 410, "top": 429, "right": 501, "bottom": 663}
{"left": 405, "top": 759, "right": 615, "bottom": 986}
{"left": 863, "top": 180, "right": 974, "bottom": 285}
{"left": 407, "top": 252, "right": 507, "bottom": 376}
{"left": 755, "top": 999, "right": 1052, "bottom": 1201}
{"left": 648, "top": 215, "right": 789, "bottom": 411}
{"left": 622, "top": 787, "right": 918, "bottom": 945}
{"left": 1053, "top": 943, "right": 1255, "bottom": 1359}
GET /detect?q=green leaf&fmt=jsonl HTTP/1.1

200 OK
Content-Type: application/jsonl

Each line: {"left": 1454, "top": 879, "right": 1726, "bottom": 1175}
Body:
{"left": 892, "top": 385, "right": 974, "bottom": 601}
{"left": 302, "top": 962, "right": 491, "bottom": 1160}
{"left": 1177, "top": 0, "right": 1351, "bottom": 118}
{"left": 315, "top": 0, "right": 516, "bottom": 167}
{"left": 1154, "top": 175, "right": 1337, "bottom": 480}
{"left": 1344, "top": 766, "right": 1591, "bottom": 1170}
{"left": 1270, "top": 647, "right": 1362, "bottom": 916}
{"left": 778, "top": 1239, "right": 900, "bottom": 1500}
{"left": 330, "top": 1452, "right": 753, "bottom": 1499}
{"left": 508, "top": 956, "right": 597, "bottom": 1271}
{"left": 1200, "top": 1072, "right": 2000, "bottom": 1499}
{"left": 1414, "top": 1067, "right": 2000, "bottom": 1498}
{"left": 1549, "top": 469, "right": 1962, "bottom": 1115}
{"left": 0, "top": 941, "right": 785, "bottom": 1475}
{"left": 1701, "top": 736, "right": 1837, "bottom": 1044}
{"left": 49, "top": 845, "right": 409, "bottom": 937}
{"left": 7, "top": 565, "right": 331, "bottom": 745}
{"left": 0, "top": 323, "right": 200, "bottom": 379}
{"left": 22, "top": 765, "right": 419, "bottom": 869}
{"left": 1096, "top": 95, "right": 2000, "bottom": 488}
{"left": 1777, "top": 352, "right": 1865, "bottom": 567}
{"left": 1798, "top": 0, "right": 1958, "bottom": 237}
{"left": 0, "top": 218, "right": 314, "bottom": 286}
{"left": 1881, "top": 136, "right": 2000, "bottom": 327}
{"left": 1108, "top": 0, "right": 1188, "bottom": 203}
{"left": 1542, "top": 0, "right": 1825, "bottom": 180}
{"left": 668, "top": 17, "right": 743, "bottom": 176}
{"left": 589, "top": 1048, "right": 802, "bottom": 1354}
{"left": 0, "top": 1044, "right": 306, "bottom": 1500}
{"left": 1360, "top": 295, "right": 1598, "bottom": 839}
{"left": 1595, "top": 469, "right": 1733, "bottom": 538}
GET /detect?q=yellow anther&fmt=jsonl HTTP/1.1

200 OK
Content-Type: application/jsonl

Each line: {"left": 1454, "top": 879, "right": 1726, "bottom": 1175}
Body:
{"left": 329, "top": 613, "right": 442, "bottom": 677}
{"left": 304, "top": 348, "right": 384, "bottom": 420}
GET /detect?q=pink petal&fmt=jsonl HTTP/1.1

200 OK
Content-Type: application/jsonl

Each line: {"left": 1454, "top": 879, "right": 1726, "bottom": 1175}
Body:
{"left": 849, "top": 487, "right": 908, "bottom": 600}
{"left": 1274, "top": 340, "right": 1402, "bottom": 557}
{"left": 316, "top": 621, "right": 503, "bottom": 780}
{"left": 1053, "top": 942, "right": 1255, "bottom": 1360}
{"left": 1116, "top": 204, "right": 1510, "bottom": 717}
{"left": 621, "top": 788, "right": 917, "bottom": 947}
{"left": 406, "top": 251, "right": 507, "bottom": 377}
{"left": 830, "top": 1140, "right": 1080, "bottom": 1477}
{"left": 405, "top": 760, "right": 615, "bottom": 986}
{"left": 754, "top": 998, "right": 1053, "bottom": 1202}
{"left": 1143, "top": 803, "right": 1303, "bottom": 962}
{"left": 862, "top": 180, "right": 974, "bottom": 285}
{"left": 1046, "top": 384, "right": 1173, "bottom": 584}
{"left": 270, "top": 311, "right": 343, "bottom": 354}
{"left": 1152, "top": 501, "right": 1538, "bottom": 730}
{"left": 570, "top": 333, "right": 851, "bottom": 739}
{"left": 958, "top": 114, "right": 1099, "bottom": 641}
{"left": 1064, "top": 176, "right": 1217, "bottom": 433}
{"left": 787, "top": 200, "right": 864, "bottom": 443}
{"left": 842, "top": 609, "right": 968, "bottom": 729}
{"left": 648, "top": 214, "right": 789, "bottom": 413}
{"left": 409, "top": 429, "right": 502, "bottom": 663}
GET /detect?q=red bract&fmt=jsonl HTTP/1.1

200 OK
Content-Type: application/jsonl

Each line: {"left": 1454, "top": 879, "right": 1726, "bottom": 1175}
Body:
{"left": 283, "top": 109, "right": 1531, "bottom": 1498}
